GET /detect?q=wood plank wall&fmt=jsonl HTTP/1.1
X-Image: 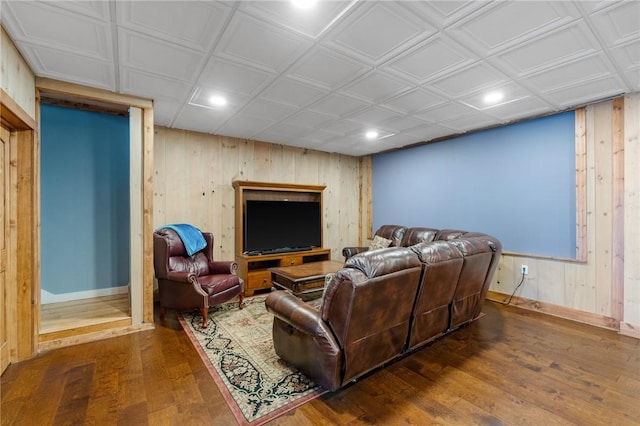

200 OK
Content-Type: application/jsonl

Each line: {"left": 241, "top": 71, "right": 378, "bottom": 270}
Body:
{"left": 153, "top": 127, "right": 363, "bottom": 262}
{"left": 622, "top": 93, "right": 640, "bottom": 337}
{"left": 1, "top": 27, "right": 35, "bottom": 119}
{"left": 489, "top": 95, "right": 640, "bottom": 337}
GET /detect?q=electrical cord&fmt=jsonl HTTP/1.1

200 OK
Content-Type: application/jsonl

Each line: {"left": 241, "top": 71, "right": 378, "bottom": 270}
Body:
{"left": 496, "top": 270, "right": 526, "bottom": 305}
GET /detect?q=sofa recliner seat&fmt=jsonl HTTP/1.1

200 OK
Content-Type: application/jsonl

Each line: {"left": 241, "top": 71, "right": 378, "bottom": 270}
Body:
{"left": 266, "top": 228, "right": 501, "bottom": 391}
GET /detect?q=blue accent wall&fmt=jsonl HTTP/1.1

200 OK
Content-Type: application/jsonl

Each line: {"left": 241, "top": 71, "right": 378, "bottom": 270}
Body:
{"left": 41, "top": 104, "right": 130, "bottom": 294}
{"left": 373, "top": 111, "right": 576, "bottom": 258}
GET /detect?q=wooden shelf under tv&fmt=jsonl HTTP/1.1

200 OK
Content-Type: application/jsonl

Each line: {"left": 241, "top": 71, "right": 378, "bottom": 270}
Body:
{"left": 238, "top": 248, "right": 331, "bottom": 296}
{"left": 232, "top": 180, "right": 330, "bottom": 296}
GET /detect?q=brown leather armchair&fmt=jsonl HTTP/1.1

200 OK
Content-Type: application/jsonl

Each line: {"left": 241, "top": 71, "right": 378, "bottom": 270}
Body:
{"left": 342, "top": 224, "right": 408, "bottom": 260}
{"left": 153, "top": 228, "right": 244, "bottom": 328}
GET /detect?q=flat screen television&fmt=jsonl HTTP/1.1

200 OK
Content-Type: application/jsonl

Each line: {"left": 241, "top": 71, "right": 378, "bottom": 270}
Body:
{"left": 243, "top": 199, "right": 321, "bottom": 255}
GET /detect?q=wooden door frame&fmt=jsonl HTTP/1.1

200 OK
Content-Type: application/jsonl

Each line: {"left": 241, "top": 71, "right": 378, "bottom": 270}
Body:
{"left": 35, "top": 78, "right": 155, "bottom": 350}
{"left": 1, "top": 89, "right": 38, "bottom": 362}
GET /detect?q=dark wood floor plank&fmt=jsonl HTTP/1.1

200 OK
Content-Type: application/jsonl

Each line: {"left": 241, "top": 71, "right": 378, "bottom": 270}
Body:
{"left": 2, "top": 301, "right": 639, "bottom": 426}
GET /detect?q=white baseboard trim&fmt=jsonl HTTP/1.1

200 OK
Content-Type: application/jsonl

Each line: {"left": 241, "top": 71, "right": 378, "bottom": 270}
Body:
{"left": 41, "top": 285, "right": 129, "bottom": 304}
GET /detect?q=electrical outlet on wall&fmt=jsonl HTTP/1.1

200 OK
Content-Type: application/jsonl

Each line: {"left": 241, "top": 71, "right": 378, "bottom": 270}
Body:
{"left": 521, "top": 264, "right": 528, "bottom": 275}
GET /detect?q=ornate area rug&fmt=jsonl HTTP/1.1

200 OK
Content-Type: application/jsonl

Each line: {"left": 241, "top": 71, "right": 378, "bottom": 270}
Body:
{"left": 178, "top": 296, "right": 327, "bottom": 425}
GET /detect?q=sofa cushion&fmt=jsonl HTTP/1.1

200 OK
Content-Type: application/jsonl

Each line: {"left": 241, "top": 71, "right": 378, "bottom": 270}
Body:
{"left": 369, "top": 235, "right": 392, "bottom": 250}
{"left": 400, "top": 227, "right": 439, "bottom": 247}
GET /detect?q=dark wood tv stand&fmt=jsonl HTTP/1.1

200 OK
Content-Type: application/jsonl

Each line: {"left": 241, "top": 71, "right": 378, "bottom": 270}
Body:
{"left": 238, "top": 248, "right": 331, "bottom": 296}
{"left": 233, "top": 180, "right": 329, "bottom": 296}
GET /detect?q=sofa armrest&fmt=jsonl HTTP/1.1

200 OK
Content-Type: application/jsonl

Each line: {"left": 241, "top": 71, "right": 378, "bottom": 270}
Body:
{"left": 166, "top": 270, "right": 195, "bottom": 282}
{"left": 342, "top": 246, "right": 368, "bottom": 260}
{"left": 209, "top": 260, "right": 238, "bottom": 275}
{"left": 265, "top": 291, "right": 331, "bottom": 336}
{"left": 265, "top": 290, "right": 343, "bottom": 390}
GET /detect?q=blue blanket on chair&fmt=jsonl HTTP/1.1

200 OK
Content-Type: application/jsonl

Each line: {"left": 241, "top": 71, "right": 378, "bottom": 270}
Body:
{"left": 159, "top": 224, "right": 207, "bottom": 256}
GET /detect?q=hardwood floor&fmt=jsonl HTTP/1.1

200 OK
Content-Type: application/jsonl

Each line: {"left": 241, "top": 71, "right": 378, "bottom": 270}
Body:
{"left": 40, "top": 294, "right": 130, "bottom": 335}
{"left": 2, "top": 300, "right": 639, "bottom": 425}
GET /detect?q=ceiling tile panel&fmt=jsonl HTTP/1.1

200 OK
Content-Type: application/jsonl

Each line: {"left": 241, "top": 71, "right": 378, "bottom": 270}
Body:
{"left": 481, "top": 97, "right": 552, "bottom": 122}
{"left": 3, "top": 1, "right": 112, "bottom": 60}
{"left": 188, "top": 86, "right": 250, "bottom": 113}
{"left": 321, "top": 119, "right": 364, "bottom": 136}
{"left": 240, "top": 99, "right": 297, "bottom": 122}
{"left": 120, "top": 68, "right": 190, "bottom": 101}
{"left": 216, "top": 12, "right": 311, "bottom": 73}
{"left": 238, "top": 0, "right": 358, "bottom": 39}
{"left": 377, "top": 133, "right": 420, "bottom": 149}
{"left": 458, "top": 82, "right": 532, "bottom": 110}
{"left": 610, "top": 40, "right": 640, "bottom": 75}
{"left": 17, "top": 43, "right": 114, "bottom": 90}
{"left": 494, "top": 23, "right": 600, "bottom": 75}
{"left": 543, "top": 76, "right": 627, "bottom": 108}
{"left": 259, "top": 78, "right": 329, "bottom": 107}
{"left": 173, "top": 104, "right": 232, "bottom": 134}
{"left": 308, "top": 94, "right": 370, "bottom": 118}
{"left": 428, "top": 62, "right": 507, "bottom": 98}
{"left": 346, "top": 107, "right": 403, "bottom": 126}
{"left": 403, "top": 123, "right": 455, "bottom": 140}
{"left": 522, "top": 53, "right": 619, "bottom": 92}
{"left": 254, "top": 122, "right": 310, "bottom": 144}
{"left": 340, "top": 71, "right": 412, "bottom": 104}
{"left": 116, "top": 0, "right": 230, "bottom": 51}
{"left": 384, "top": 88, "right": 446, "bottom": 114}
{"left": 414, "top": 102, "right": 476, "bottom": 123}
{"left": 119, "top": 29, "right": 205, "bottom": 82}
{"left": 41, "top": 1, "right": 111, "bottom": 21}
{"left": 588, "top": 1, "right": 640, "bottom": 46}
{"left": 381, "top": 116, "right": 431, "bottom": 133}
{"left": 447, "top": 1, "right": 580, "bottom": 55}
{"left": 382, "top": 36, "right": 476, "bottom": 84}
{"left": 439, "top": 113, "right": 500, "bottom": 132}
{"left": 216, "top": 115, "right": 274, "bottom": 139}
{"left": 399, "top": 1, "right": 490, "bottom": 28}
{"left": 325, "top": 2, "right": 429, "bottom": 64}
{"left": 197, "top": 58, "right": 274, "bottom": 97}
{"left": 286, "top": 47, "right": 371, "bottom": 90}
{"left": 153, "top": 101, "right": 182, "bottom": 127}
{"left": 302, "top": 128, "right": 344, "bottom": 144}
{"left": 282, "top": 110, "right": 335, "bottom": 129}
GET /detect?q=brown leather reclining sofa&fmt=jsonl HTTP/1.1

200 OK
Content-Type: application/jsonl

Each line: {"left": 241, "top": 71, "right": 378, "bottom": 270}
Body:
{"left": 265, "top": 228, "right": 501, "bottom": 391}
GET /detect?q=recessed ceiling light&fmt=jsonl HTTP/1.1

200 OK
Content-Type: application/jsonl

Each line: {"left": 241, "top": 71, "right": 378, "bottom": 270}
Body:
{"left": 291, "top": 0, "right": 317, "bottom": 9}
{"left": 365, "top": 130, "right": 379, "bottom": 140}
{"left": 483, "top": 91, "right": 504, "bottom": 104}
{"left": 208, "top": 95, "right": 227, "bottom": 107}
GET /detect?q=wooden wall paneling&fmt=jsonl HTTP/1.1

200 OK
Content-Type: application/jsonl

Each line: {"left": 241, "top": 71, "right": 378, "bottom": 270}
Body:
{"left": 592, "top": 101, "right": 614, "bottom": 318}
{"left": 563, "top": 262, "right": 589, "bottom": 311}
{"left": 538, "top": 260, "right": 565, "bottom": 306}
{"left": 15, "top": 129, "right": 36, "bottom": 359}
{"left": 202, "top": 136, "right": 223, "bottom": 245}
{"left": 1, "top": 27, "right": 36, "bottom": 119}
{"left": 129, "top": 107, "right": 143, "bottom": 325}
{"left": 575, "top": 108, "right": 587, "bottom": 261}
{"left": 584, "top": 104, "right": 598, "bottom": 313}
{"left": 343, "top": 153, "right": 362, "bottom": 257}
{"left": 622, "top": 93, "right": 640, "bottom": 337}
{"left": 252, "top": 141, "right": 272, "bottom": 183}
{"left": 153, "top": 128, "right": 166, "bottom": 228}
{"left": 611, "top": 97, "right": 624, "bottom": 323}
{"left": 185, "top": 131, "right": 206, "bottom": 229}
{"left": 321, "top": 152, "right": 342, "bottom": 259}
{"left": 222, "top": 136, "right": 242, "bottom": 259}
{"left": 164, "top": 129, "right": 188, "bottom": 223}
{"left": 6, "top": 130, "right": 18, "bottom": 364}
{"left": 142, "top": 106, "right": 154, "bottom": 324}
{"left": 275, "top": 144, "right": 296, "bottom": 184}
